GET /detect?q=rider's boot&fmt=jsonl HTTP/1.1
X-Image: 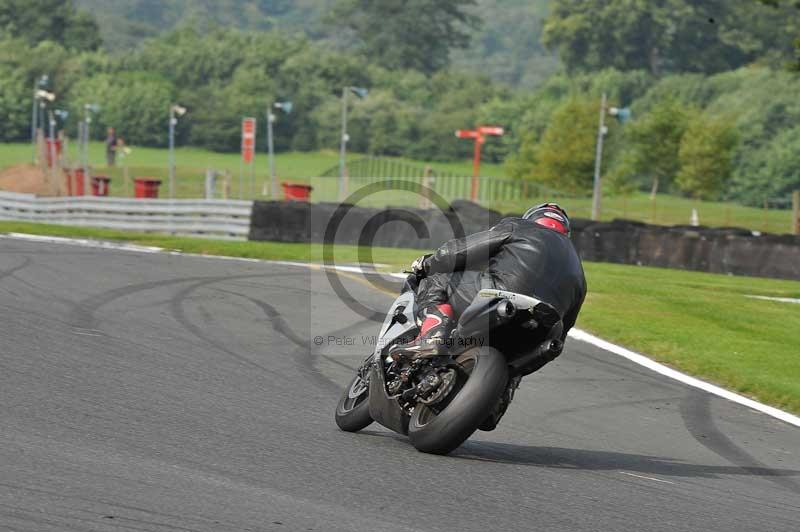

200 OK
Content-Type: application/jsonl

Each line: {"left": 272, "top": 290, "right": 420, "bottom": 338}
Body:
{"left": 401, "top": 303, "right": 454, "bottom": 359}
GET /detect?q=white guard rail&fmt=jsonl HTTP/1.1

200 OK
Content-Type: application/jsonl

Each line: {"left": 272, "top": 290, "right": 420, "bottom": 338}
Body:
{"left": 0, "top": 191, "right": 254, "bottom": 240}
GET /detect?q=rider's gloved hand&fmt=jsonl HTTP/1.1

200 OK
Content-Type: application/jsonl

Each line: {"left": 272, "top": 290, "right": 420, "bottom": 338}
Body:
{"left": 410, "top": 254, "right": 432, "bottom": 279}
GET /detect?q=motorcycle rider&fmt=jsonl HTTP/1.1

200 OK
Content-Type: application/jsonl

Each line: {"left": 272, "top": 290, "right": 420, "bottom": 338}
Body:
{"left": 400, "top": 203, "right": 586, "bottom": 369}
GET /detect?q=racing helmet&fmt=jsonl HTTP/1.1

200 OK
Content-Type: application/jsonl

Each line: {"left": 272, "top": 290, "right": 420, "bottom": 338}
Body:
{"left": 522, "top": 202, "right": 571, "bottom": 236}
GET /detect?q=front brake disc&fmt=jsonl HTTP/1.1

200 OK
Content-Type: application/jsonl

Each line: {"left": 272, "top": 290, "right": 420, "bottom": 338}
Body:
{"left": 419, "top": 368, "right": 457, "bottom": 406}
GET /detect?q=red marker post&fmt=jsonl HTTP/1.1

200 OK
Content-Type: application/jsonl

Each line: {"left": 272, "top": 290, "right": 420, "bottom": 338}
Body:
{"left": 456, "top": 126, "right": 504, "bottom": 202}
{"left": 241, "top": 117, "right": 257, "bottom": 198}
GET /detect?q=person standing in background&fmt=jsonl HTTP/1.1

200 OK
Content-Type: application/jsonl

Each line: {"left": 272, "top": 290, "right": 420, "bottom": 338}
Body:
{"left": 105, "top": 127, "right": 118, "bottom": 167}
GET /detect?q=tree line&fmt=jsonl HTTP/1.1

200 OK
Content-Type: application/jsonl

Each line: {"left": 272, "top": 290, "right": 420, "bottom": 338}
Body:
{"left": 1, "top": 0, "right": 799, "bottom": 205}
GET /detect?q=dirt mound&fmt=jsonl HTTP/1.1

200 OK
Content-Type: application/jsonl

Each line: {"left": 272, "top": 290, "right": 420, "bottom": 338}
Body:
{"left": 0, "top": 164, "right": 62, "bottom": 196}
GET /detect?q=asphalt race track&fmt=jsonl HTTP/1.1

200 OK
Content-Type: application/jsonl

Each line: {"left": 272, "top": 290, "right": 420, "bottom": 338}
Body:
{"left": 1, "top": 236, "right": 798, "bottom": 532}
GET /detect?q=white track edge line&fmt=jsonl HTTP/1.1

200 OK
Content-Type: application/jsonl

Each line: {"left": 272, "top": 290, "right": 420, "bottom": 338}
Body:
{"left": 745, "top": 294, "right": 800, "bottom": 305}
{"left": 619, "top": 472, "right": 675, "bottom": 485}
{"left": 3, "top": 231, "right": 799, "bottom": 429}
{"left": 568, "top": 328, "right": 800, "bottom": 428}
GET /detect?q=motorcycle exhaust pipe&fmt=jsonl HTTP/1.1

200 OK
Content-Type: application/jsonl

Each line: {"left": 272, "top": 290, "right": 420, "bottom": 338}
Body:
{"left": 496, "top": 299, "right": 516, "bottom": 319}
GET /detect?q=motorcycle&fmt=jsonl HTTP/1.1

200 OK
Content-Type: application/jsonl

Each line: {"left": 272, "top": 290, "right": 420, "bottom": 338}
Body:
{"left": 334, "top": 274, "right": 564, "bottom": 455}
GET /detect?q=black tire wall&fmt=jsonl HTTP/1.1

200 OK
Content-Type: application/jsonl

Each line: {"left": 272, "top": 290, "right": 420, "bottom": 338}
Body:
{"left": 248, "top": 201, "right": 800, "bottom": 280}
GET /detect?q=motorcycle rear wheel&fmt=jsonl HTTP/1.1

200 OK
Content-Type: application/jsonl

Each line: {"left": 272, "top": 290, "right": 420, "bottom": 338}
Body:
{"left": 408, "top": 346, "right": 508, "bottom": 455}
{"left": 335, "top": 372, "right": 373, "bottom": 432}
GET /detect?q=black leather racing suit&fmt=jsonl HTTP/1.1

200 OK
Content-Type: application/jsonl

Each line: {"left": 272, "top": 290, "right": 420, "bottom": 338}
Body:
{"left": 416, "top": 217, "right": 587, "bottom": 341}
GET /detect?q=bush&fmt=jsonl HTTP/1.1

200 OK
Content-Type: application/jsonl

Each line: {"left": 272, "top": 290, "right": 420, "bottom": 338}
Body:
{"left": 524, "top": 95, "right": 605, "bottom": 194}
{"left": 731, "top": 125, "right": 800, "bottom": 203}
{"left": 66, "top": 72, "right": 175, "bottom": 146}
{"left": 676, "top": 114, "right": 739, "bottom": 200}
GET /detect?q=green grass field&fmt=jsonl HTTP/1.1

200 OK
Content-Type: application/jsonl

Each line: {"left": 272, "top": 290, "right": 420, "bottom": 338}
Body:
{"left": 1, "top": 141, "right": 796, "bottom": 233}
{"left": 494, "top": 193, "right": 797, "bottom": 234}
{"left": 0, "top": 141, "right": 502, "bottom": 200}
{"left": 2, "top": 220, "right": 799, "bottom": 415}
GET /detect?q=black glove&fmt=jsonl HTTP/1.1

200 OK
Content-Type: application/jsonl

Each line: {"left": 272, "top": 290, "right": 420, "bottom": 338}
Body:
{"left": 410, "top": 254, "right": 432, "bottom": 279}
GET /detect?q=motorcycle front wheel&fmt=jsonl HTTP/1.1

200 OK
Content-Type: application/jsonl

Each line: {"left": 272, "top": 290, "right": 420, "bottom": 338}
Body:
{"left": 335, "top": 372, "right": 373, "bottom": 432}
{"left": 408, "top": 346, "right": 508, "bottom": 455}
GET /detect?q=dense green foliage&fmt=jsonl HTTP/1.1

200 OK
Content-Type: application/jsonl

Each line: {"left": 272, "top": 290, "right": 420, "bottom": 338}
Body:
{"left": 676, "top": 114, "right": 739, "bottom": 199}
{"left": 74, "top": 0, "right": 320, "bottom": 50}
{"left": 328, "top": 0, "right": 478, "bottom": 74}
{"left": 75, "top": 0, "right": 554, "bottom": 88}
{"left": 0, "top": 0, "right": 101, "bottom": 51}
{"left": 612, "top": 99, "right": 692, "bottom": 195}
{"left": 528, "top": 97, "right": 601, "bottom": 194}
{"left": 449, "top": 0, "right": 557, "bottom": 88}
{"left": 3, "top": 0, "right": 800, "bottom": 206}
{"left": 0, "top": 24, "right": 509, "bottom": 161}
{"left": 543, "top": 0, "right": 797, "bottom": 75}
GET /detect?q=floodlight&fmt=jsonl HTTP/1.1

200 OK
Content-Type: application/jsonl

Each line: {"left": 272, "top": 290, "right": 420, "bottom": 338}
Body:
{"left": 274, "top": 101, "right": 293, "bottom": 114}
{"left": 349, "top": 87, "right": 368, "bottom": 99}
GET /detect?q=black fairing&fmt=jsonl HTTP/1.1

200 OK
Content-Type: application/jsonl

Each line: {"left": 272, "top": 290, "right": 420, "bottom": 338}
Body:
{"left": 454, "top": 296, "right": 560, "bottom": 367}
{"left": 368, "top": 364, "right": 410, "bottom": 435}
{"left": 401, "top": 273, "right": 419, "bottom": 294}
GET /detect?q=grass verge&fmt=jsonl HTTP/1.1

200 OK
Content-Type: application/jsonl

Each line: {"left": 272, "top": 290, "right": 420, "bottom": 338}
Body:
{"left": 579, "top": 262, "right": 800, "bottom": 414}
{"left": 2, "top": 220, "right": 799, "bottom": 415}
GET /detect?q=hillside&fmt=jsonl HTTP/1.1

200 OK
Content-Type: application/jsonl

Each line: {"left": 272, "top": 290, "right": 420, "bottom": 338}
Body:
{"left": 75, "top": 0, "right": 556, "bottom": 87}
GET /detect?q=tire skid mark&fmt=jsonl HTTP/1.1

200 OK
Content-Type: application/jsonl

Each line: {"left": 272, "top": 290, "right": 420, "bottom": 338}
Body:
{"left": 536, "top": 395, "right": 684, "bottom": 420}
{"left": 0, "top": 256, "right": 31, "bottom": 281}
{"left": 0, "top": 482, "right": 240, "bottom": 531}
{"left": 301, "top": 315, "right": 378, "bottom": 394}
{"left": 2, "top": 270, "right": 77, "bottom": 311}
{"left": 0, "top": 248, "right": 98, "bottom": 256}
{"left": 680, "top": 391, "right": 800, "bottom": 495}
{"left": 70, "top": 271, "right": 306, "bottom": 327}
{"left": 215, "top": 289, "right": 371, "bottom": 395}
{"left": 71, "top": 268, "right": 307, "bottom": 329}
{"left": 232, "top": 294, "right": 307, "bottom": 348}
{"left": 72, "top": 275, "right": 224, "bottom": 329}
{"left": 167, "top": 278, "right": 288, "bottom": 380}
{"left": 575, "top": 348, "right": 679, "bottom": 391}
{"left": 225, "top": 291, "right": 343, "bottom": 395}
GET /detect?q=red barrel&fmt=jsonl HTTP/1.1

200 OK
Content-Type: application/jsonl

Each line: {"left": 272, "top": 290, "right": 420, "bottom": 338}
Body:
{"left": 134, "top": 178, "right": 162, "bottom": 198}
{"left": 66, "top": 168, "right": 86, "bottom": 196}
{"left": 281, "top": 182, "right": 313, "bottom": 201}
{"left": 45, "top": 139, "right": 62, "bottom": 167}
{"left": 91, "top": 176, "right": 111, "bottom": 197}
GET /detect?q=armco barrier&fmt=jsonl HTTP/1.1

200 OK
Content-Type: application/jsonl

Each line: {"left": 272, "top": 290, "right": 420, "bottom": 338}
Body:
{"left": 0, "top": 191, "right": 253, "bottom": 239}
{"left": 3, "top": 191, "right": 797, "bottom": 280}
{"left": 248, "top": 200, "right": 800, "bottom": 280}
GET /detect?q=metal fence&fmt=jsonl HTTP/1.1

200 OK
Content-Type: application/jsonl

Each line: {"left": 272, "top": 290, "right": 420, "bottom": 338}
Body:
{"left": 0, "top": 191, "right": 253, "bottom": 239}
{"left": 317, "top": 156, "right": 579, "bottom": 205}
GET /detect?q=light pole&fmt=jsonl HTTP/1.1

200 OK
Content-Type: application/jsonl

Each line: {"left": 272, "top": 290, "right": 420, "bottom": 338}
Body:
{"left": 34, "top": 88, "right": 55, "bottom": 165}
{"left": 168, "top": 104, "right": 187, "bottom": 199}
{"left": 54, "top": 109, "right": 68, "bottom": 160}
{"left": 31, "top": 74, "right": 49, "bottom": 162}
{"left": 82, "top": 103, "right": 100, "bottom": 196}
{"left": 267, "top": 101, "right": 292, "bottom": 198}
{"left": 47, "top": 110, "right": 57, "bottom": 176}
{"left": 591, "top": 94, "right": 631, "bottom": 221}
{"left": 338, "top": 86, "right": 368, "bottom": 200}
{"left": 591, "top": 93, "right": 608, "bottom": 221}
{"left": 53, "top": 109, "right": 68, "bottom": 194}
